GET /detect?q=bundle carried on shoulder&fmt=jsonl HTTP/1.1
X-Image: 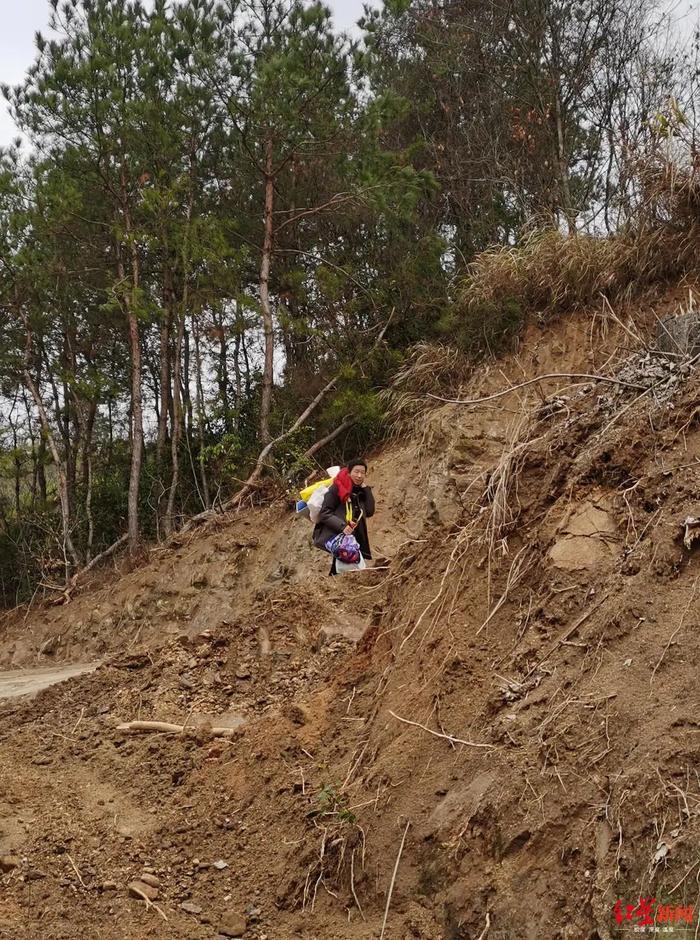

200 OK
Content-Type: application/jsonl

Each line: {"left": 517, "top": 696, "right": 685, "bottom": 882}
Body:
{"left": 296, "top": 466, "right": 340, "bottom": 523}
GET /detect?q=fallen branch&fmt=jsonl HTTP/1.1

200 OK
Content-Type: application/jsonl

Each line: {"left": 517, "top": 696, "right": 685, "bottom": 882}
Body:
{"left": 178, "top": 315, "right": 392, "bottom": 536}
{"left": 70, "top": 534, "right": 128, "bottom": 584}
{"left": 427, "top": 372, "right": 647, "bottom": 407}
{"left": 66, "top": 853, "right": 87, "bottom": 889}
{"left": 476, "top": 912, "right": 491, "bottom": 940}
{"left": 389, "top": 710, "right": 495, "bottom": 750}
{"left": 117, "top": 720, "right": 240, "bottom": 739}
{"left": 71, "top": 707, "right": 85, "bottom": 735}
{"left": 223, "top": 310, "right": 395, "bottom": 510}
{"left": 38, "top": 533, "right": 130, "bottom": 602}
{"left": 380, "top": 820, "right": 410, "bottom": 940}
{"left": 350, "top": 847, "right": 365, "bottom": 922}
{"left": 129, "top": 883, "right": 168, "bottom": 922}
{"left": 303, "top": 417, "right": 356, "bottom": 461}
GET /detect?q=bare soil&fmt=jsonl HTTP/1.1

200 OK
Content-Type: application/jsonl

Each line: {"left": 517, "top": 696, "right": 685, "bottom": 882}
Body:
{"left": 2, "top": 296, "right": 700, "bottom": 940}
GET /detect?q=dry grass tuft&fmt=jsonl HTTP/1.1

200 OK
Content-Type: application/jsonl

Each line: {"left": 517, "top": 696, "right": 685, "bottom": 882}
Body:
{"left": 381, "top": 342, "right": 471, "bottom": 434}
{"left": 460, "top": 157, "right": 700, "bottom": 324}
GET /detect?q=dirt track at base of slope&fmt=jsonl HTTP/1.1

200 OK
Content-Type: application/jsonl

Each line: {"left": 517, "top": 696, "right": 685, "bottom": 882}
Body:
{"left": 0, "top": 663, "right": 101, "bottom": 701}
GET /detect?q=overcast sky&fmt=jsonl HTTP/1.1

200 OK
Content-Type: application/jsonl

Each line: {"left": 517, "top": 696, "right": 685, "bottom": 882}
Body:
{"left": 0, "top": 0, "right": 377, "bottom": 147}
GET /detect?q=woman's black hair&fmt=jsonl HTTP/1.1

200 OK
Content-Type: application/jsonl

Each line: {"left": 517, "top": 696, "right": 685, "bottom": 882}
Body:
{"left": 347, "top": 458, "right": 367, "bottom": 471}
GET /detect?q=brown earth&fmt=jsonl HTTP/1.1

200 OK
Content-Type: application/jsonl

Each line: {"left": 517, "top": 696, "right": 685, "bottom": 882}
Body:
{"left": 2, "top": 294, "right": 700, "bottom": 940}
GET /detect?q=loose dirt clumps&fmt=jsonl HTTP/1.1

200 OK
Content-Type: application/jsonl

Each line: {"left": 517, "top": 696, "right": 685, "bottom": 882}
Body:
{"left": 3, "top": 298, "right": 700, "bottom": 939}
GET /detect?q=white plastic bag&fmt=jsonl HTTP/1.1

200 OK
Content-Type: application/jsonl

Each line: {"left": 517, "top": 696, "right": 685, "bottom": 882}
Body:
{"left": 308, "top": 466, "right": 341, "bottom": 523}
{"left": 308, "top": 484, "right": 329, "bottom": 523}
{"left": 336, "top": 555, "right": 367, "bottom": 574}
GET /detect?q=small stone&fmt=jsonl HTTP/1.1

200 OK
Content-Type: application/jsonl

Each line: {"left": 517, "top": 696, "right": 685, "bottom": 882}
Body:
{"left": 0, "top": 856, "right": 20, "bottom": 872}
{"left": 235, "top": 667, "right": 251, "bottom": 680}
{"left": 39, "top": 635, "right": 60, "bottom": 656}
{"left": 102, "top": 881, "right": 118, "bottom": 891}
{"left": 128, "top": 880, "right": 159, "bottom": 901}
{"left": 213, "top": 859, "right": 229, "bottom": 871}
{"left": 282, "top": 704, "right": 308, "bottom": 726}
{"left": 180, "top": 901, "right": 203, "bottom": 916}
{"left": 32, "top": 755, "right": 52, "bottom": 766}
{"left": 140, "top": 873, "right": 160, "bottom": 888}
{"left": 219, "top": 912, "right": 247, "bottom": 937}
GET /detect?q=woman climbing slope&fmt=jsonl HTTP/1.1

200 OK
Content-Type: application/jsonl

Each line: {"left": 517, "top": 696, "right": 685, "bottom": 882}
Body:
{"left": 313, "top": 459, "right": 375, "bottom": 575}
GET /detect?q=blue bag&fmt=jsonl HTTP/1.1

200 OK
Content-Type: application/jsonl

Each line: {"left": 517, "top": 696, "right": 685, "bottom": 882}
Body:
{"left": 325, "top": 533, "right": 361, "bottom": 564}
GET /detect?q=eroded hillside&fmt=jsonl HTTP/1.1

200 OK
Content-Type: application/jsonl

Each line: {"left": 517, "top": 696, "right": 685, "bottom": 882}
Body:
{"left": 2, "top": 296, "right": 700, "bottom": 940}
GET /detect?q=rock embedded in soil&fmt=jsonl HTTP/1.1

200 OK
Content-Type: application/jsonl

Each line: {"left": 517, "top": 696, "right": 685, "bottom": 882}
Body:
{"left": 219, "top": 912, "right": 247, "bottom": 937}
{"left": 140, "top": 873, "right": 160, "bottom": 888}
{"left": 180, "top": 901, "right": 202, "bottom": 915}
{"left": 127, "top": 880, "right": 160, "bottom": 901}
{"left": 0, "top": 855, "right": 21, "bottom": 872}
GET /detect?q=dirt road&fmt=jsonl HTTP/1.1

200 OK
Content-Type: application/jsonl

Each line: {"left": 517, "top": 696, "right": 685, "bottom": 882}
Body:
{"left": 0, "top": 661, "right": 100, "bottom": 700}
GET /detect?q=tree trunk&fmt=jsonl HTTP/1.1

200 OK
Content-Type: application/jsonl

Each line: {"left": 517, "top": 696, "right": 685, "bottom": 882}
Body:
{"left": 126, "top": 305, "right": 143, "bottom": 555}
{"left": 17, "top": 297, "right": 80, "bottom": 572}
{"left": 81, "top": 401, "right": 97, "bottom": 562}
{"left": 259, "top": 136, "right": 275, "bottom": 446}
{"left": 233, "top": 307, "right": 243, "bottom": 431}
{"left": 22, "top": 368, "right": 81, "bottom": 571}
{"left": 192, "top": 312, "right": 211, "bottom": 509}
{"left": 80, "top": 401, "right": 97, "bottom": 492}
{"left": 214, "top": 306, "right": 232, "bottom": 433}
{"left": 117, "top": 188, "right": 144, "bottom": 556}
{"left": 553, "top": 83, "right": 576, "bottom": 235}
{"left": 61, "top": 345, "right": 76, "bottom": 520}
{"left": 22, "top": 389, "right": 38, "bottom": 507}
{"left": 157, "top": 271, "right": 174, "bottom": 467}
{"left": 37, "top": 431, "right": 47, "bottom": 504}
{"left": 85, "top": 454, "right": 94, "bottom": 563}
{"left": 165, "top": 308, "right": 185, "bottom": 537}
{"left": 107, "top": 395, "right": 114, "bottom": 467}
{"left": 8, "top": 405, "right": 21, "bottom": 518}
{"left": 165, "top": 167, "right": 194, "bottom": 533}
{"left": 183, "top": 328, "right": 193, "bottom": 438}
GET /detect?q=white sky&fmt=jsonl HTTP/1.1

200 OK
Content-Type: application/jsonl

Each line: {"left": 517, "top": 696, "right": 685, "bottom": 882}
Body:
{"left": 0, "top": 0, "right": 378, "bottom": 147}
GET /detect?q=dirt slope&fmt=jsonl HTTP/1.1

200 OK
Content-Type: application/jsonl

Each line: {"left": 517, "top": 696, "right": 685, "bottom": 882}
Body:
{"left": 2, "top": 294, "right": 700, "bottom": 940}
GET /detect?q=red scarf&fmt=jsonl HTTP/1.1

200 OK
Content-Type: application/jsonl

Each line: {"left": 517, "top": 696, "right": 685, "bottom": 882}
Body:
{"left": 334, "top": 468, "right": 354, "bottom": 503}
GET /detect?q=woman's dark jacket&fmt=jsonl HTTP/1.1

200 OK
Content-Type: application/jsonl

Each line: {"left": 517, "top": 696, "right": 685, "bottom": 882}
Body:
{"left": 313, "top": 483, "right": 375, "bottom": 559}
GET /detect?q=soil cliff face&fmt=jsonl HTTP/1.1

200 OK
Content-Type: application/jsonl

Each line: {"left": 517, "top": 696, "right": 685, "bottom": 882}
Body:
{"left": 2, "top": 300, "right": 700, "bottom": 940}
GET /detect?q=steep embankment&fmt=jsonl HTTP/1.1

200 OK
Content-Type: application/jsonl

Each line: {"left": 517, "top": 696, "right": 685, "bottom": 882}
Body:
{"left": 2, "top": 294, "right": 700, "bottom": 940}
